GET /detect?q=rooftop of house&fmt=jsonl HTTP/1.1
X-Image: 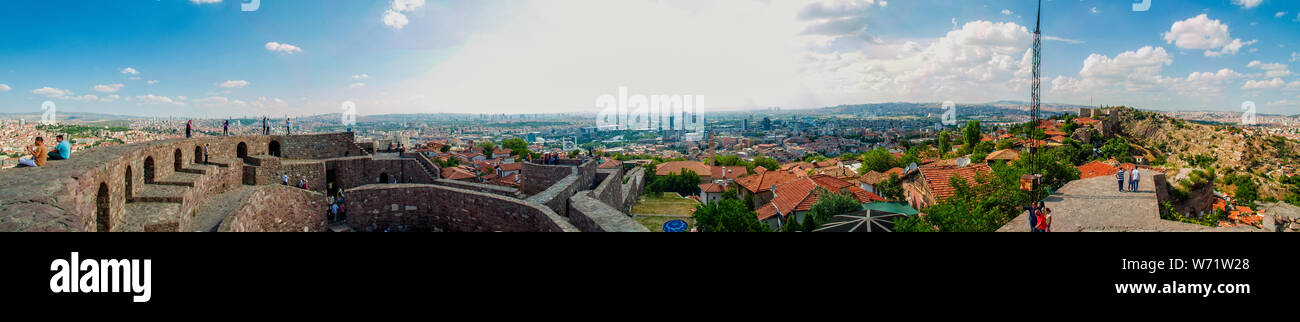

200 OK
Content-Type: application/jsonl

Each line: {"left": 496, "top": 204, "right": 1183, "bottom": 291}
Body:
{"left": 914, "top": 164, "right": 993, "bottom": 201}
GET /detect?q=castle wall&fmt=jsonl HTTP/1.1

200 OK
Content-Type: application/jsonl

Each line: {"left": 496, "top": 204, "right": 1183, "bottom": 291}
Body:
{"left": 566, "top": 192, "right": 649, "bottom": 232}
{"left": 218, "top": 185, "right": 329, "bottom": 232}
{"left": 271, "top": 133, "right": 365, "bottom": 160}
{"left": 344, "top": 184, "right": 577, "bottom": 232}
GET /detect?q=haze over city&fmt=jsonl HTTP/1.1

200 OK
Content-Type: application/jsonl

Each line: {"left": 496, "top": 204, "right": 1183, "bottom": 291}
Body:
{"left": 1, "top": 0, "right": 1298, "bottom": 117}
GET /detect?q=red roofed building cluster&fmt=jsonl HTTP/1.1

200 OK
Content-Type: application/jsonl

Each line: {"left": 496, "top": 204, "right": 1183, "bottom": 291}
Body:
{"left": 754, "top": 175, "right": 886, "bottom": 230}
{"left": 901, "top": 163, "right": 993, "bottom": 211}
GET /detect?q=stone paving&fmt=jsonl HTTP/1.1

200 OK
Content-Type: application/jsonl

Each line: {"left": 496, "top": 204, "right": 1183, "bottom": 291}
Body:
{"left": 998, "top": 176, "right": 1247, "bottom": 232}
{"left": 191, "top": 185, "right": 259, "bottom": 232}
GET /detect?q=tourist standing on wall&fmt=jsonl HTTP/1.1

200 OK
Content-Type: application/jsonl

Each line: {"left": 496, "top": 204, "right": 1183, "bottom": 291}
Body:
{"left": 185, "top": 120, "right": 193, "bottom": 138}
{"left": 285, "top": 117, "right": 291, "bottom": 135}
{"left": 1131, "top": 168, "right": 1141, "bottom": 192}
{"left": 223, "top": 120, "right": 229, "bottom": 136}
{"left": 1116, "top": 169, "right": 1126, "bottom": 192}
{"left": 262, "top": 117, "right": 269, "bottom": 135}
{"left": 203, "top": 144, "right": 210, "bottom": 165}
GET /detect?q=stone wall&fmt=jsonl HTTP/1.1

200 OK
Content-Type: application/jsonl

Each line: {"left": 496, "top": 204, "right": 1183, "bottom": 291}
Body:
{"left": 218, "top": 185, "right": 328, "bottom": 232}
{"left": 344, "top": 184, "right": 577, "bottom": 232}
{"left": 590, "top": 168, "right": 625, "bottom": 209}
{"left": 526, "top": 175, "right": 583, "bottom": 217}
{"left": 522, "top": 162, "right": 575, "bottom": 195}
{"left": 620, "top": 167, "right": 646, "bottom": 212}
{"left": 431, "top": 179, "right": 520, "bottom": 197}
{"left": 566, "top": 192, "right": 649, "bottom": 232}
{"left": 323, "top": 157, "right": 437, "bottom": 192}
{"left": 281, "top": 161, "right": 327, "bottom": 194}
{"left": 272, "top": 133, "right": 366, "bottom": 160}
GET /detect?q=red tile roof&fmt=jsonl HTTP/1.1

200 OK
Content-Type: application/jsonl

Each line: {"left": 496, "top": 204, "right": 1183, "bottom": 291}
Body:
{"left": 766, "top": 175, "right": 884, "bottom": 216}
{"left": 1077, "top": 161, "right": 1118, "bottom": 179}
{"left": 499, "top": 162, "right": 522, "bottom": 171}
{"left": 711, "top": 166, "right": 750, "bottom": 181}
{"left": 916, "top": 164, "right": 993, "bottom": 201}
{"left": 442, "top": 167, "right": 477, "bottom": 180}
{"left": 735, "top": 169, "right": 803, "bottom": 194}
{"left": 985, "top": 149, "right": 1021, "bottom": 161}
{"left": 755, "top": 203, "right": 780, "bottom": 221}
{"left": 699, "top": 182, "right": 726, "bottom": 193}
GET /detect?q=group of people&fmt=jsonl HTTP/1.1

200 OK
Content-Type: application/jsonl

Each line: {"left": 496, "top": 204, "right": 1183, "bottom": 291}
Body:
{"left": 282, "top": 173, "right": 310, "bottom": 190}
{"left": 184, "top": 120, "right": 233, "bottom": 137}
{"left": 327, "top": 187, "right": 346, "bottom": 223}
{"left": 536, "top": 152, "right": 565, "bottom": 165}
{"left": 15, "top": 134, "right": 72, "bottom": 168}
{"left": 1024, "top": 201, "right": 1053, "bottom": 232}
{"left": 1116, "top": 168, "right": 1142, "bottom": 192}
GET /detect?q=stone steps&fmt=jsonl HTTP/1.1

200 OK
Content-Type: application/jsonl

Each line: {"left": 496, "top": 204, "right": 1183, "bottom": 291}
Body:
{"left": 132, "top": 184, "right": 188, "bottom": 203}
{"left": 121, "top": 202, "right": 181, "bottom": 232}
{"left": 153, "top": 171, "right": 203, "bottom": 187}
{"left": 191, "top": 185, "right": 259, "bottom": 232}
{"left": 207, "top": 157, "right": 242, "bottom": 168}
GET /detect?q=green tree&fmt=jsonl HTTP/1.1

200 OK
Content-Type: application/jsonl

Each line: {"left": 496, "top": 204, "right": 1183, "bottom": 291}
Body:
{"left": 1100, "top": 137, "right": 1132, "bottom": 163}
{"left": 439, "top": 145, "right": 451, "bottom": 153}
{"left": 961, "top": 121, "right": 982, "bottom": 154}
{"left": 500, "top": 138, "right": 530, "bottom": 156}
{"left": 782, "top": 215, "right": 800, "bottom": 232}
{"left": 938, "top": 131, "right": 951, "bottom": 158}
{"left": 753, "top": 156, "right": 780, "bottom": 172}
{"left": 877, "top": 174, "right": 904, "bottom": 201}
{"left": 695, "top": 199, "right": 768, "bottom": 232}
{"left": 1234, "top": 176, "right": 1259, "bottom": 208}
{"left": 479, "top": 141, "right": 496, "bottom": 156}
{"left": 859, "top": 148, "right": 896, "bottom": 174}
{"left": 807, "top": 189, "right": 861, "bottom": 223}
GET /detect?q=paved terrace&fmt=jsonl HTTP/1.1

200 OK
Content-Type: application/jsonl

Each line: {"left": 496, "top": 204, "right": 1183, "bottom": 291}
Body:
{"left": 998, "top": 176, "right": 1259, "bottom": 232}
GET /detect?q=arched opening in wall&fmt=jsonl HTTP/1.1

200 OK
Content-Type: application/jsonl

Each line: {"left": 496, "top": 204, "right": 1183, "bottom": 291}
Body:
{"left": 237, "top": 142, "right": 248, "bottom": 160}
{"left": 268, "top": 140, "right": 281, "bottom": 157}
{"left": 173, "top": 148, "right": 183, "bottom": 170}
{"left": 194, "top": 146, "right": 203, "bottom": 165}
{"left": 125, "top": 166, "right": 133, "bottom": 202}
{"left": 96, "top": 183, "right": 110, "bottom": 232}
{"left": 144, "top": 157, "right": 156, "bottom": 184}
{"left": 379, "top": 173, "right": 389, "bottom": 184}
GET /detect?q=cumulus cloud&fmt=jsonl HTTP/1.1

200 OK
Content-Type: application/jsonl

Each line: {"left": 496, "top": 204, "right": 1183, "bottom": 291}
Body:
{"left": 1243, "top": 78, "right": 1285, "bottom": 90}
{"left": 120, "top": 67, "right": 139, "bottom": 75}
{"left": 1247, "top": 60, "right": 1292, "bottom": 78}
{"left": 218, "top": 80, "right": 250, "bottom": 89}
{"left": 1001, "top": 9, "right": 1012, "bottom": 16}
{"left": 1162, "top": 14, "right": 1255, "bottom": 57}
{"left": 147, "top": 80, "right": 159, "bottom": 85}
{"left": 1277, "top": 12, "right": 1290, "bottom": 18}
{"left": 265, "top": 42, "right": 303, "bottom": 54}
{"left": 383, "top": 0, "right": 426, "bottom": 30}
{"left": 136, "top": 94, "right": 185, "bottom": 106}
{"left": 0, "top": 84, "right": 10, "bottom": 92}
{"left": 32, "top": 87, "right": 72, "bottom": 98}
{"left": 352, "top": 74, "right": 369, "bottom": 79}
{"left": 93, "top": 83, "right": 125, "bottom": 93}
{"left": 1232, "top": 0, "right": 1263, "bottom": 9}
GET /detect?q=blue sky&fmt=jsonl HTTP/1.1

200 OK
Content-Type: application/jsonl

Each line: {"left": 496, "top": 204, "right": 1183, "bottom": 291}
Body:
{"left": 0, "top": 0, "right": 1297, "bottom": 117}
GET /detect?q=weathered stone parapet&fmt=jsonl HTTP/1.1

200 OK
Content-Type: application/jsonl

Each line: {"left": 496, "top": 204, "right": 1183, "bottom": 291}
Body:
{"left": 567, "top": 192, "right": 648, "bottom": 232}
{"left": 218, "top": 185, "right": 328, "bottom": 232}
{"left": 345, "top": 184, "right": 577, "bottom": 232}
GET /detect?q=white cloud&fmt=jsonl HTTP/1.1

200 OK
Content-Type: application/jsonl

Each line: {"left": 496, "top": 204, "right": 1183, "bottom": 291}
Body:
{"left": 92, "top": 83, "right": 125, "bottom": 93}
{"left": 1243, "top": 78, "right": 1285, "bottom": 90}
{"left": 1186, "top": 68, "right": 1244, "bottom": 82}
{"left": 120, "top": 67, "right": 139, "bottom": 75}
{"left": 1247, "top": 60, "right": 1292, "bottom": 78}
{"left": 383, "top": 0, "right": 426, "bottom": 30}
{"left": 1090, "top": 7, "right": 1099, "bottom": 14}
{"left": 352, "top": 74, "right": 369, "bottom": 79}
{"left": 32, "top": 87, "right": 72, "bottom": 98}
{"left": 136, "top": 94, "right": 185, "bottom": 106}
{"left": 101, "top": 95, "right": 121, "bottom": 103}
{"left": 127, "top": 76, "right": 142, "bottom": 81}
{"left": 218, "top": 80, "right": 250, "bottom": 89}
{"left": 1001, "top": 9, "right": 1012, "bottom": 16}
{"left": 1043, "top": 36, "right": 1085, "bottom": 44}
{"left": 349, "top": 82, "right": 366, "bottom": 89}
{"left": 1277, "top": 12, "right": 1289, "bottom": 18}
{"left": 1232, "top": 0, "right": 1263, "bottom": 9}
{"left": 1291, "top": 52, "right": 1299, "bottom": 62}
{"left": 265, "top": 42, "right": 302, "bottom": 54}
{"left": 1162, "top": 14, "right": 1254, "bottom": 57}
{"left": 0, "top": 84, "right": 9, "bottom": 92}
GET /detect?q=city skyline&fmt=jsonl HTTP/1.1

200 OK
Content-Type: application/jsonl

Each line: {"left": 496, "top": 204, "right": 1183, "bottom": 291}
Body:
{"left": 1, "top": 0, "right": 1299, "bottom": 118}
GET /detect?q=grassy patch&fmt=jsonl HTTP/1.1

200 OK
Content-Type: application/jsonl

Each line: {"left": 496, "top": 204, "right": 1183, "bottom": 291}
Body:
{"left": 631, "top": 192, "right": 699, "bottom": 216}
{"left": 634, "top": 215, "right": 696, "bottom": 232}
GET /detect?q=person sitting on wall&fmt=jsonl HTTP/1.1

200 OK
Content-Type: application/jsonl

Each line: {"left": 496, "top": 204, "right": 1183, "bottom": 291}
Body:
{"left": 47, "top": 134, "right": 71, "bottom": 161}
{"left": 16, "top": 137, "right": 48, "bottom": 168}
